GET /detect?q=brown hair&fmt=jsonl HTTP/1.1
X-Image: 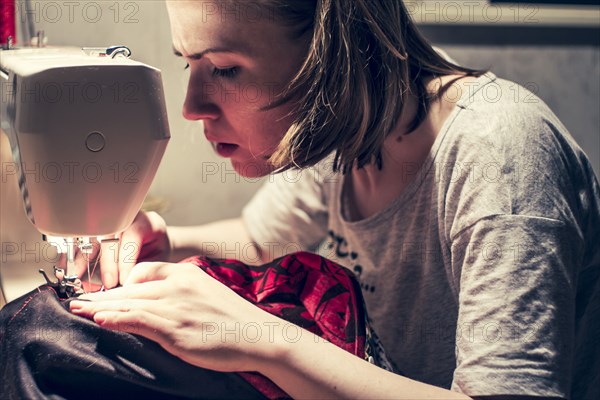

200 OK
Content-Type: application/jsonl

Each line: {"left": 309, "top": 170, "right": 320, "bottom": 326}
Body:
{"left": 253, "top": 0, "right": 488, "bottom": 173}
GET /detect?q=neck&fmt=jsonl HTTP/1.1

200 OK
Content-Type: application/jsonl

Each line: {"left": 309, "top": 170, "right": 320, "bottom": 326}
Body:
{"left": 351, "top": 81, "right": 437, "bottom": 192}
{"left": 345, "top": 73, "right": 477, "bottom": 221}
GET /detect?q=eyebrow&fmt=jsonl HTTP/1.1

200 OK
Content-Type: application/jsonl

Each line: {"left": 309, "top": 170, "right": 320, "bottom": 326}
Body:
{"left": 172, "top": 45, "right": 249, "bottom": 60}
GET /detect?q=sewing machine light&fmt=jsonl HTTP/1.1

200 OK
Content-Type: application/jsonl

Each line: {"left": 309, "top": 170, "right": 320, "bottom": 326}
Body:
{"left": 43, "top": 236, "right": 92, "bottom": 277}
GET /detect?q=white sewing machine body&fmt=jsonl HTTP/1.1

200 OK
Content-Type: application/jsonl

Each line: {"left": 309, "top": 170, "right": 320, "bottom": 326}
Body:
{"left": 0, "top": 46, "right": 170, "bottom": 239}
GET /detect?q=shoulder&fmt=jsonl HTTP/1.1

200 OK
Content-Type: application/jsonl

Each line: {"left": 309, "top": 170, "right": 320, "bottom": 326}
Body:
{"left": 437, "top": 74, "right": 599, "bottom": 240}
{"left": 442, "top": 74, "right": 591, "bottom": 183}
{"left": 261, "top": 154, "right": 340, "bottom": 207}
{"left": 446, "top": 74, "right": 574, "bottom": 153}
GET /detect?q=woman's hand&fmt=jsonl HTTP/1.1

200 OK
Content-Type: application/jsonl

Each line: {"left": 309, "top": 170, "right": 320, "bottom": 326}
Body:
{"left": 69, "top": 262, "right": 470, "bottom": 400}
{"left": 73, "top": 211, "right": 171, "bottom": 289}
{"left": 69, "top": 261, "right": 280, "bottom": 372}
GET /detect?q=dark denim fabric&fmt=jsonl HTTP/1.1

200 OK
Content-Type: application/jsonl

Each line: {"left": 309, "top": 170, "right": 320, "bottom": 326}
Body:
{"left": 0, "top": 285, "right": 265, "bottom": 400}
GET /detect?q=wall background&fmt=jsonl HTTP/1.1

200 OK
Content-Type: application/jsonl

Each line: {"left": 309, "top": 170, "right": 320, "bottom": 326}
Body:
{"left": 1, "top": 1, "right": 598, "bottom": 300}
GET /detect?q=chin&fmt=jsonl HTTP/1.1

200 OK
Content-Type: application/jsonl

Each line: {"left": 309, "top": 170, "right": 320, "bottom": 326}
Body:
{"left": 231, "top": 159, "right": 274, "bottom": 178}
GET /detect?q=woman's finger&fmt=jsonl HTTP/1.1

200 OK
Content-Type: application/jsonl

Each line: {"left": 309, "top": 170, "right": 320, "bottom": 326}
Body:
{"left": 77, "top": 280, "right": 168, "bottom": 301}
{"left": 93, "top": 309, "right": 176, "bottom": 345}
{"left": 70, "top": 298, "right": 142, "bottom": 315}
{"left": 100, "top": 234, "right": 122, "bottom": 289}
{"left": 70, "top": 297, "right": 168, "bottom": 318}
{"left": 118, "top": 218, "right": 149, "bottom": 285}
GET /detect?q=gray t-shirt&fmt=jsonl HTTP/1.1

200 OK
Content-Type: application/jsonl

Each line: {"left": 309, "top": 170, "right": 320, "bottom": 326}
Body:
{"left": 242, "top": 72, "right": 600, "bottom": 398}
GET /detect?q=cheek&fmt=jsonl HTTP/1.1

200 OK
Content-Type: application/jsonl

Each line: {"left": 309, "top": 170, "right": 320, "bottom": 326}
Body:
{"left": 261, "top": 103, "right": 296, "bottom": 140}
{"left": 236, "top": 106, "right": 294, "bottom": 150}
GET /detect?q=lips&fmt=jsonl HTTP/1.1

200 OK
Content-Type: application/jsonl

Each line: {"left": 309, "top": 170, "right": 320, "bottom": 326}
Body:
{"left": 204, "top": 130, "right": 239, "bottom": 158}
{"left": 215, "top": 143, "right": 239, "bottom": 157}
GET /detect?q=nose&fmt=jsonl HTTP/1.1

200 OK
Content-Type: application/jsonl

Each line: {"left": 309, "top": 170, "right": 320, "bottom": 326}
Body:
{"left": 182, "top": 69, "right": 220, "bottom": 121}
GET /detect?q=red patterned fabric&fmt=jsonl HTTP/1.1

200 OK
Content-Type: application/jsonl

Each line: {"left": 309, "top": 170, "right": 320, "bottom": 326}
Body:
{"left": 184, "top": 252, "right": 367, "bottom": 399}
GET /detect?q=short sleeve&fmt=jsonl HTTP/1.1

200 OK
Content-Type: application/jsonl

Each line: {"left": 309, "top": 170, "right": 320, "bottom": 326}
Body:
{"left": 450, "top": 214, "right": 582, "bottom": 398}
{"left": 242, "top": 165, "right": 329, "bottom": 252}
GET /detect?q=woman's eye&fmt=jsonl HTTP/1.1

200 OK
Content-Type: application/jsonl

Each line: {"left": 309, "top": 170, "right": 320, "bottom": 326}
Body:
{"left": 212, "top": 67, "right": 239, "bottom": 79}
{"left": 182, "top": 62, "right": 238, "bottom": 78}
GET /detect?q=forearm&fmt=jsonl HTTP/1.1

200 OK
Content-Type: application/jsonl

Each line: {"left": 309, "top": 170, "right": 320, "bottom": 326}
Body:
{"left": 167, "top": 217, "right": 312, "bottom": 265}
{"left": 257, "top": 325, "right": 471, "bottom": 400}
{"left": 167, "top": 218, "right": 264, "bottom": 264}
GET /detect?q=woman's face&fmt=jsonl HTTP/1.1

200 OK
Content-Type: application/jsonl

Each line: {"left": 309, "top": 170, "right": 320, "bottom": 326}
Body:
{"left": 166, "top": 1, "right": 308, "bottom": 177}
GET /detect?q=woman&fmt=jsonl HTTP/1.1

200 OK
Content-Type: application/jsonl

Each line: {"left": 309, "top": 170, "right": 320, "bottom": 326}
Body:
{"left": 70, "top": 1, "right": 600, "bottom": 399}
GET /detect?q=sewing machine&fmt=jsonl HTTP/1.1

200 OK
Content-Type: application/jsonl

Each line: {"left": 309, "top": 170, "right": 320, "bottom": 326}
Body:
{"left": 0, "top": 45, "right": 170, "bottom": 295}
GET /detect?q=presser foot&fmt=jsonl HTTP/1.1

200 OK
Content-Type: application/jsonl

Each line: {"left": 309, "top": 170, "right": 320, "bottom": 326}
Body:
{"left": 39, "top": 266, "right": 85, "bottom": 299}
